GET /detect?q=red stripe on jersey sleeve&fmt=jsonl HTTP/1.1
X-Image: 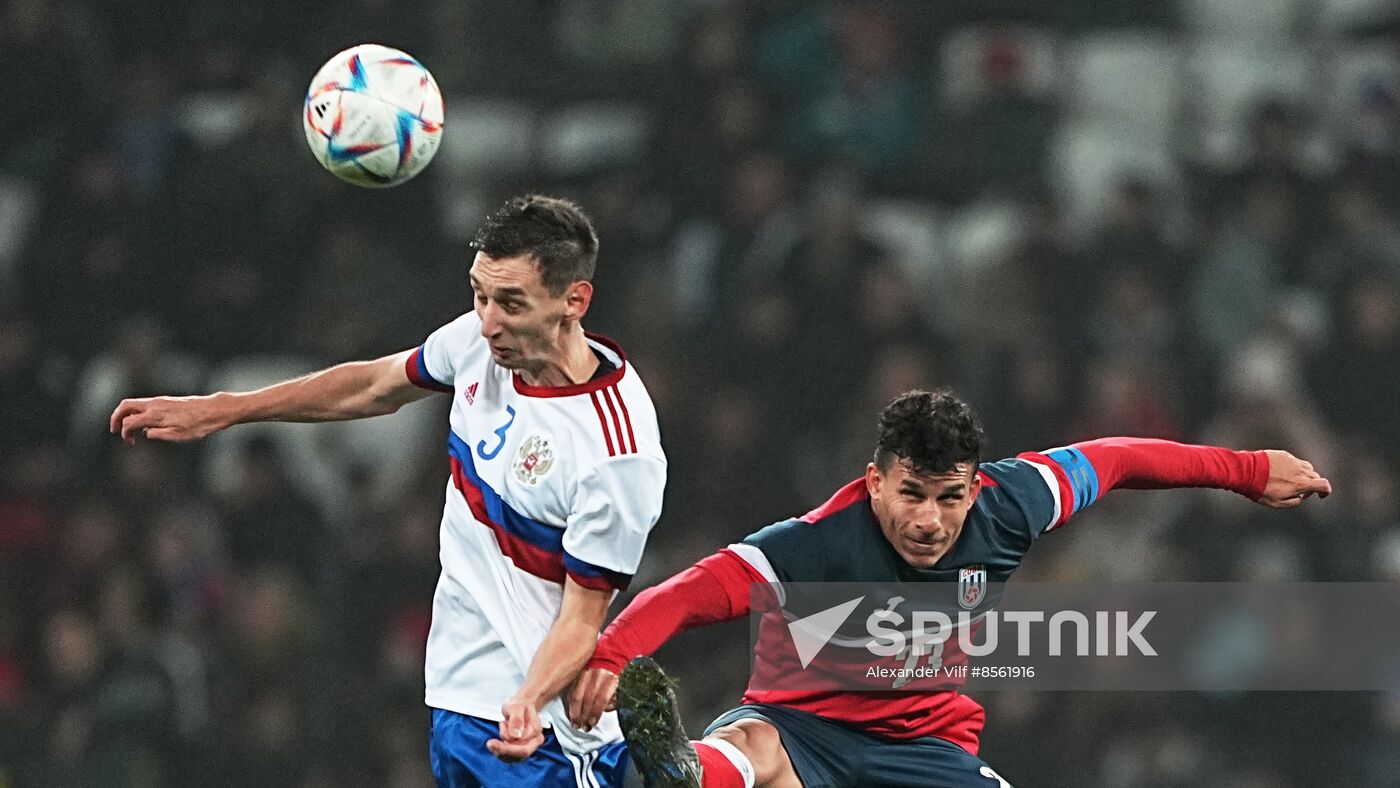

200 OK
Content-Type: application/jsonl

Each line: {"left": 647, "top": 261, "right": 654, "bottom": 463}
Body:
{"left": 612, "top": 385, "right": 638, "bottom": 454}
{"left": 601, "top": 387, "right": 631, "bottom": 454}
{"left": 589, "top": 391, "right": 616, "bottom": 456}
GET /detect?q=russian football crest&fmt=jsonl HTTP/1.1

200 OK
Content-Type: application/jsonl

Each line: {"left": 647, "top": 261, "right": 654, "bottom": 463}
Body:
{"left": 958, "top": 565, "right": 987, "bottom": 610}
{"left": 514, "top": 434, "right": 555, "bottom": 485}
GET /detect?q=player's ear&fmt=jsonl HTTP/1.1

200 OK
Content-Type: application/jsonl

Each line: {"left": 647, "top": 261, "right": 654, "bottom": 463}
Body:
{"left": 967, "top": 470, "right": 982, "bottom": 503}
{"left": 562, "top": 280, "right": 593, "bottom": 322}
{"left": 865, "top": 462, "right": 883, "bottom": 498}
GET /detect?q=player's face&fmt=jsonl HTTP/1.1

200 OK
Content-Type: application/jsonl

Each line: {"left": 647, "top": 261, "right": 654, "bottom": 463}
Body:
{"left": 469, "top": 252, "right": 585, "bottom": 370}
{"left": 866, "top": 459, "right": 981, "bottom": 569}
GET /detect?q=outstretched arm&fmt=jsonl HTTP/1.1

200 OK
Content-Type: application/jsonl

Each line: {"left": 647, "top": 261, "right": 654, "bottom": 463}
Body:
{"left": 1020, "top": 438, "right": 1331, "bottom": 531}
{"left": 109, "top": 348, "right": 434, "bottom": 444}
{"left": 567, "top": 549, "right": 764, "bottom": 729}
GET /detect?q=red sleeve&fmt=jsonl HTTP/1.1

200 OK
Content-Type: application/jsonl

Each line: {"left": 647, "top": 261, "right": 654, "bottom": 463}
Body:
{"left": 586, "top": 549, "right": 766, "bottom": 674}
{"left": 1070, "top": 437, "right": 1268, "bottom": 500}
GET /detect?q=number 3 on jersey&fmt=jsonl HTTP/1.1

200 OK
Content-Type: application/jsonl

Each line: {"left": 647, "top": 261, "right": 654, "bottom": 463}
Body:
{"left": 477, "top": 406, "right": 516, "bottom": 461}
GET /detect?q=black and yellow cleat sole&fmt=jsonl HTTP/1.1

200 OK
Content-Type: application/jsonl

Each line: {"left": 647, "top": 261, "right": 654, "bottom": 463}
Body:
{"left": 617, "top": 657, "right": 703, "bottom": 788}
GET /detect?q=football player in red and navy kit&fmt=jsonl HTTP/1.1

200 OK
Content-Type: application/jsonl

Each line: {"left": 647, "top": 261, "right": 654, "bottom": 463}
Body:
{"left": 568, "top": 389, "right": 1332, "bottom": 788}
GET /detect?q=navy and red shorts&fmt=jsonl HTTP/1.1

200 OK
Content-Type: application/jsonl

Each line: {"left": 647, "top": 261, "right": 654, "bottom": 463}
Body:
{"left": 705, "top": 703, "right": 1015, "bottom": 788}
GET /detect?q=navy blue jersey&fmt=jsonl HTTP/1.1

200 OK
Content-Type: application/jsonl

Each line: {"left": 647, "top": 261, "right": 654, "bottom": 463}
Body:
{"left": 730, "top": 454, "right": 1095, "bottom": 751}
{"left": 743, "top": 457, "right": 1076, "bottom": 586}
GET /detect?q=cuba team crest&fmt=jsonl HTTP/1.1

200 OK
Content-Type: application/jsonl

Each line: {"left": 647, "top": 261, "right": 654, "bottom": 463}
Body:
{"left": 958, "top": 565, "right": 987, "bottom": 610}
{"left": 514, "top": 435, "right": 555, "bottom": 485}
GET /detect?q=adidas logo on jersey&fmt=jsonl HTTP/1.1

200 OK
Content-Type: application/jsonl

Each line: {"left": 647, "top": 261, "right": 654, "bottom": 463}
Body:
{"left": 464, "top": 381, "right": 479, "bottom": 405}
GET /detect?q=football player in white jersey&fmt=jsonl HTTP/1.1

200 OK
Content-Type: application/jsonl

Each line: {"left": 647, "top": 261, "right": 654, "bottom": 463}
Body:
{"left": 109, "top": 195, "right": 667, "bottom": 787}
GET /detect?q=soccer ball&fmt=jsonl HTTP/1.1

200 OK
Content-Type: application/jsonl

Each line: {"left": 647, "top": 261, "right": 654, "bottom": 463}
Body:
{"left": 303, "top": 44, "right": 445, "bottom": 188}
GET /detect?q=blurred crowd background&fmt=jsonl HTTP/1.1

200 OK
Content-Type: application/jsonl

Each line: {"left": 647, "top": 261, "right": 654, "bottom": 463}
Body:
{"left": 3, "top": 0, "right": 1400, "bottom": 785}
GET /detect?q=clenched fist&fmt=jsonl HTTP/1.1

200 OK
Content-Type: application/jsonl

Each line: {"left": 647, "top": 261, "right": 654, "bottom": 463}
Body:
{"left": 486, "top": 697, "right": 545, "bottom": 762}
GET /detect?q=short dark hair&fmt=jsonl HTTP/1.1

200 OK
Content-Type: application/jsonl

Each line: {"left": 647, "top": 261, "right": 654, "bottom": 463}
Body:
{"left": 470, "top": 195, "right": 599, "bottom": 295}
{"left": 874, "top": 389, "right": 983, "bottom": 476}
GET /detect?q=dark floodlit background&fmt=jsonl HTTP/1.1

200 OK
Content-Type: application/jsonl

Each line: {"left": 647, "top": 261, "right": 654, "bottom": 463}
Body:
{"left": 2, "top": 0, "right": 1400, "bottom": 785}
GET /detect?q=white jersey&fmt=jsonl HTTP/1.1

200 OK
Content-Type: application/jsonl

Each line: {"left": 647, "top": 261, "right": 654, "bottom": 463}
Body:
{"left": 406, "top": 311, "right": 666, "bottom": 754}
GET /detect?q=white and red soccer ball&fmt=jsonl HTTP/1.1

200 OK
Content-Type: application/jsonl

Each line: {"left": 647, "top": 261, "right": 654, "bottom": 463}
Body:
{"left": 303, "top": 44, "right": 445, "bottom": 188}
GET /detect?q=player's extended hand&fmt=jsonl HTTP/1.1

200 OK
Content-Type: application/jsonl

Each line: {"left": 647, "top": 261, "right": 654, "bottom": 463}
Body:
{"left": 486, "top": 698, "right": 545, "bottom": 762}
{"left": 1256, "top": 449, "right": 1332, "bottom": 509}
{"left": 109, "top": 395, "right": 229, "bottom": 445}
{"left": 566, "top": 667, "right": 618, "bottom": 732}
